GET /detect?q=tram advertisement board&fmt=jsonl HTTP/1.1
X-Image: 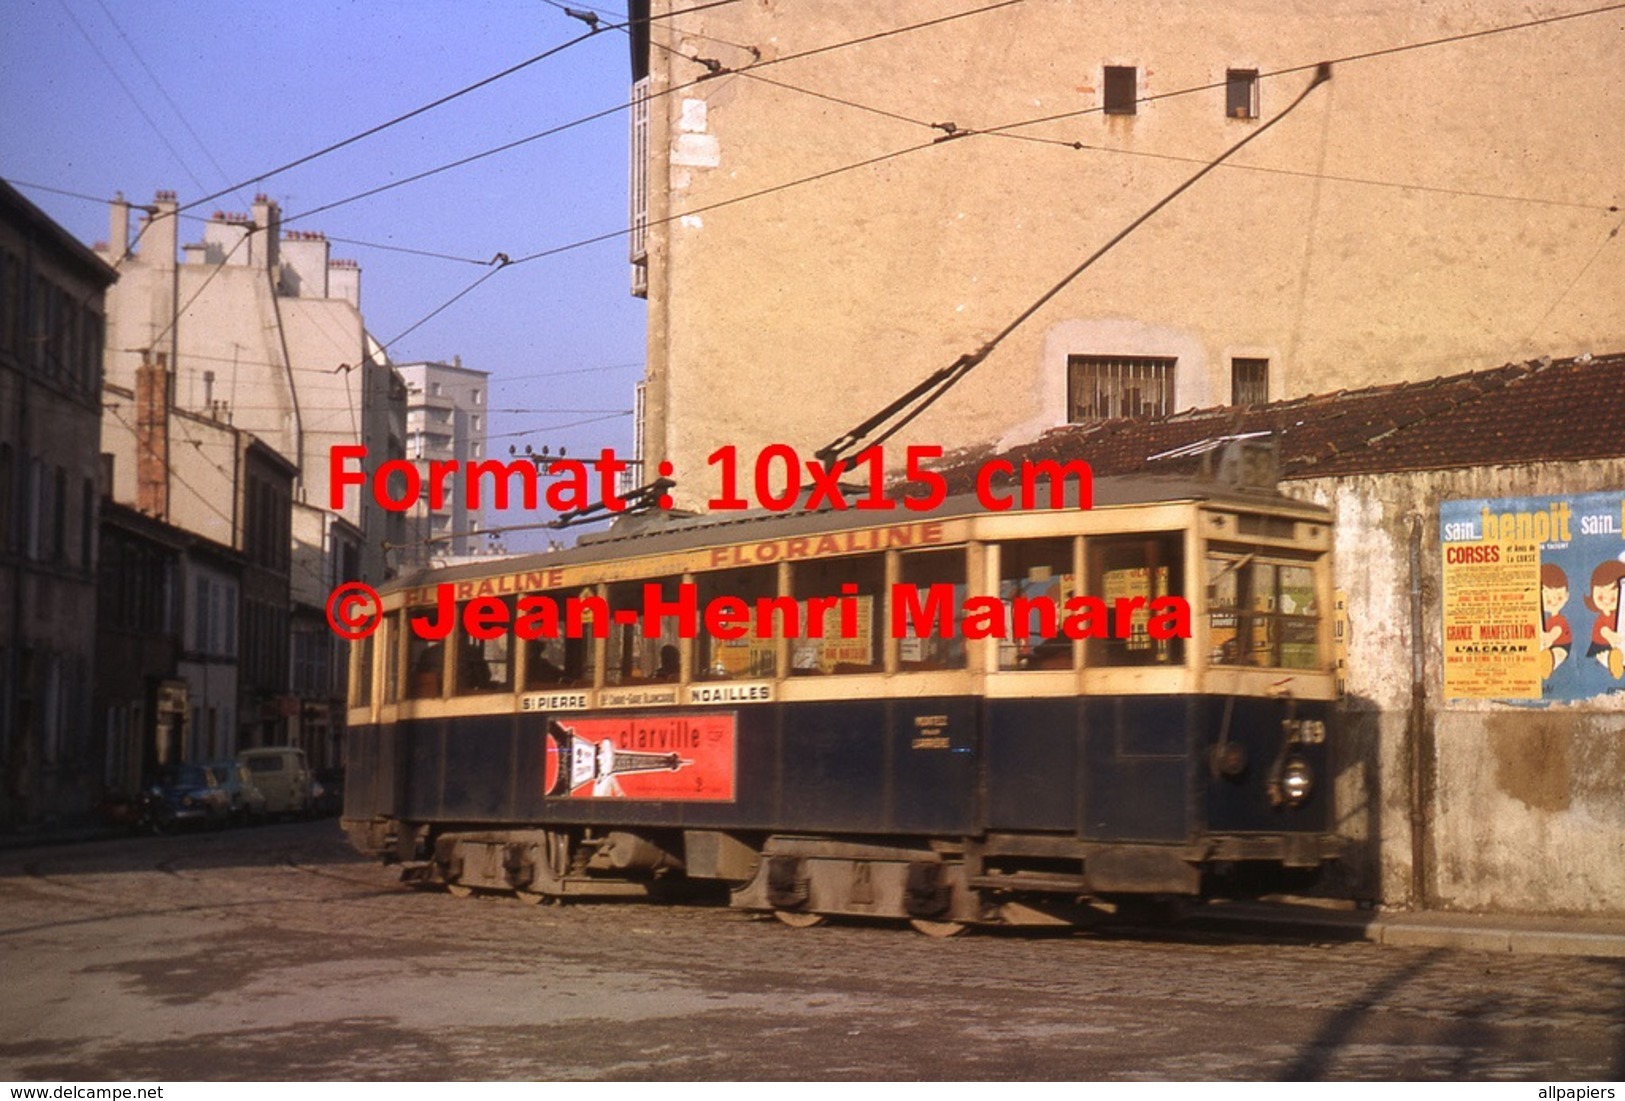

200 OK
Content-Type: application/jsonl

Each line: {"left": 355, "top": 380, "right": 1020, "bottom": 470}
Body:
{"left": 544, "top": 714, "right": 737, "bottom": 800}
{"left": 1440, "top": 492, "right": 1625, "bottom": 702}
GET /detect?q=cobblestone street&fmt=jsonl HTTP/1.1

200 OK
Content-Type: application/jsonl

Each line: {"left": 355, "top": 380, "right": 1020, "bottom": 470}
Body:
{"left": 2, "top": 821, "right": 1622, "bottom": 1081}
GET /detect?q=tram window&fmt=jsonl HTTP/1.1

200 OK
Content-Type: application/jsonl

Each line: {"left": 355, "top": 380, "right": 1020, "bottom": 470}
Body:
{"left": 351, "top": 633, "right": 373, "bottom": 708}
{"left": 695, "top": 566, "right": 778, "bottom": 681}
{"left": 1208, "top": 555, "right": 1319, "bottom": 669}
{"left": 789, "top": 554, "right": 884, "bottom": 674}
{"left": 998, "top": 538, "right": 1075, "bottom": 671}
{"left": 606, "top": 577, "right": 683, "bottom": 685}
{"left": 406, "top": 631, "right": 444, "bottom": 699}
{"left": 382, "top": 613, "right": 401, "bottom": 702}
{"left": 522, "top": 590, "right": 598, "bottom": 688}
{"left": 897, "top": 548, "right": 968, "bottom": 670}
{"left": 454, "top": 598, "right": 513, "bottom": 695}
{"left": 1085, "top": 534, "right": 1185, "bottom": 667}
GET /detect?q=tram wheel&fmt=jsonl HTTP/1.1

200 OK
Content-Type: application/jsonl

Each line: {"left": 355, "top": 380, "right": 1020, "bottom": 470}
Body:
{"left": 445, "top": 883, "right": 474, "bottom": 899}
{"left": 773, "top": 909, "right": 827, "bottom": 928}
{"left": 515, "top": 890, "right": 560, "bottom": 907}
{"left": 909, "top": 918, "right": 969, "bottom": 938}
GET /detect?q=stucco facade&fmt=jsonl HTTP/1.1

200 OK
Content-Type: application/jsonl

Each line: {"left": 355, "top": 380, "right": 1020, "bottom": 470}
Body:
{"left": 634, "top": 0, "right": 1625, "bottom": 509}
{"left": 1297, "top": 463, "right": 1625, "bottom": 915}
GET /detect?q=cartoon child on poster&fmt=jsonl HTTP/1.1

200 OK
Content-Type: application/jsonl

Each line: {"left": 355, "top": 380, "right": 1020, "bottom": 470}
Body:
{"left": 1539, "top": 563, "right": 1571, "bottom": 679}
{"left": 1583, "top": 560, "right": 1625, "bottom": 680}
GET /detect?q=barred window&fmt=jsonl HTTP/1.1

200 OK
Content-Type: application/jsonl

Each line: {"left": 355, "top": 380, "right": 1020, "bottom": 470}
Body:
{"left": 1232, "top": 357, "right": 1269, "bottom": 406}
{"left": 1068, "top": 355, "right": 1175, "bottom": 421}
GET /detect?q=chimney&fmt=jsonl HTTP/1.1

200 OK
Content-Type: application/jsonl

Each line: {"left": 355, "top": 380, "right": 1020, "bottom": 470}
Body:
{"left": 147, "top": 189, "right": 179, "bottom": 271}
{"left": 109, "top": 193, "right": 130, "bottom": 262}
{"left": 279, "top": 230, "right": 330, "bottom": 298}
{"left": 250, "top": 193, "right": 281, "bottom": 273}
{"left": 328, "top": 257, "right": 361, "bottom": 308}
{"left": 135, "top": 351, "right": 171, "bottom": 519}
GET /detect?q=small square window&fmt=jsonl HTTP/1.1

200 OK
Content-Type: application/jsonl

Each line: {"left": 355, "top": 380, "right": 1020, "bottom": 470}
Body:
{"left": 1232, "top": 357, "right": 1269, "bottom": 406}
{"left": 1226, "top": 69, "right": 1259, "bottom": 119}
{"left": 1103, "top": 66, "right": 1137, "bottom": 116}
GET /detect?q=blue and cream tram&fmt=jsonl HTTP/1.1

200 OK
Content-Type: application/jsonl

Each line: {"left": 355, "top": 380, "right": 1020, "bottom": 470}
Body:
{"left": 342, "top": 473, "right": 1342, "bottom": 932}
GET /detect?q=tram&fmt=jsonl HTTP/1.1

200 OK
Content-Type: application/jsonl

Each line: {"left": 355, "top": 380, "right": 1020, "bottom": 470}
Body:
{"left": 342, "top": 469, "right": 1343, "bottom": 932}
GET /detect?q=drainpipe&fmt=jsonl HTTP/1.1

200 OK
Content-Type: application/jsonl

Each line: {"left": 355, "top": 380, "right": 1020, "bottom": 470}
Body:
{"left": 1405, "top": 512, "right": 1432, "bottom": 908}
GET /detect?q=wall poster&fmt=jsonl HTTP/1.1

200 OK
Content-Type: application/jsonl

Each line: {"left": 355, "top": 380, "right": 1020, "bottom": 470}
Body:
{"left": 1440, "top": 492, "right": 1625, "bottom": 702}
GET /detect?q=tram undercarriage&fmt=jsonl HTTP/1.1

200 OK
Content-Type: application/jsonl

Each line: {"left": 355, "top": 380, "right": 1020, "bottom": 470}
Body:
{"left": 348, "top": 817, "right": 1342, "bottom": 934}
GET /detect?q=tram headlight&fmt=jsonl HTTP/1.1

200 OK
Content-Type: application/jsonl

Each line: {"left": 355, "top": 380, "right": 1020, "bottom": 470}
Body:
{"left": 1281, "top": 756, "right": 1313, "bottom": 807}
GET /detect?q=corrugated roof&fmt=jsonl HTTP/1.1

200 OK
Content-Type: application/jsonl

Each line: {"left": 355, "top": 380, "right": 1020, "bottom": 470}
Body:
{"left": 940, "top": 352, "right": 1625, "bottom": 489}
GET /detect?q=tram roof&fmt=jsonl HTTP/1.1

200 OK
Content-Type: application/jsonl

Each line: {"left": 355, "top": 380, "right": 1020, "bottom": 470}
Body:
{"left": 392, "top": 472, "right": 1327, "bottom": 592}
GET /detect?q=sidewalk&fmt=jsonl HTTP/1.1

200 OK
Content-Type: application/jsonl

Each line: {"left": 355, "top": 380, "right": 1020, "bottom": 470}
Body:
{"left": 1181, "top": 898, "right": 1625, "bottom": 959}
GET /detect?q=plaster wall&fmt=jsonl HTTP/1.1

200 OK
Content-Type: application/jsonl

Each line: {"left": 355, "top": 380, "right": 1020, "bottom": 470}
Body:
{"left": 641, "top": 0, "right": 1625, "bottom": 509}
{"left": 1294, "top": 460, "right": 1625, "bottom": 915}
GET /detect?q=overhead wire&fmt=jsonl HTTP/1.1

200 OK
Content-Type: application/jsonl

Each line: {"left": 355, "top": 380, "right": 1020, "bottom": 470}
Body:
{"left": 85, "top": 0, "right": 248, "bottom": 206}
{"left": 56, "top": 0, "right": 207, "bottom": 194}
{"left": 364, "top": 6, "right": 1039, "bottom": 353}
{"left": 971, "top": 0, "right": 1625, "bottom": 139}
{"left": 143, "top": 231, "right": 253, "bottom": 352}
{"left": 538, "top": 0, "right": 759, "bottom": 54}
{"left": 361, "top": 0, "right": 1625, "bottom": 345}
{"left": 496, "top": 361, "right": 644, "bottom": 382}
{"left": 2, "top": 177, "right": 499, "bottom": 266}
{"left": 107, "top": 344, "right": 642, "bottom": 386}
{"left": 32, "top": 3, "right": 1625, "bottom": 390}
{"left": 988, "top": 130, "right": 1615, "bottom": 213}
{"left": 380, "top": 263, "right": 509, "bottom": 351}
{"left": 174, "top": 30, "right": 600, "bottom": 216}
{"left": 175, "top": 0, "right": 750, "bottom": 217}
{"left": 816, "top": 64, "right": 1338, "bottom": 464}
{"left": 1521, "top": 212, "right": 1625, "bottom": 344}
{"left": 484, "top": 411, "right": 632, "bottom": 443}
{"left": 276, "top": 0, "right": 1024, "bottom": 226}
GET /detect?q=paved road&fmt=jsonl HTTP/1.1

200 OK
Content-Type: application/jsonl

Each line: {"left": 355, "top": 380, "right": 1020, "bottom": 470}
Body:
{"left": 2, "top": 821, "right": 1622, "bottom": 1081}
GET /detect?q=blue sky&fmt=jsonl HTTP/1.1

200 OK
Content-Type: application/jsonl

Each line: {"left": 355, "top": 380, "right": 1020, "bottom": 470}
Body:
{"left": 2, "top": 0, "right": 648, "bottom": 546}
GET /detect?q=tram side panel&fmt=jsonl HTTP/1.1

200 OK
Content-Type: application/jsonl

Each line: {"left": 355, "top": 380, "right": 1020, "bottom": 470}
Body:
{"left": 982, "top": 695, "right": 1195, "bottom": 842}
{"left": 777, "top": 696, "right": 979, "bottom": 836}
{"left": 983, "top": 694, "right": 1337, "bottom": 842}
{"left": 348, "top": 693, "right": 982, "bottom": 844}
{"left": 980, "top": 697, "right": 1079, "bottom": 833}
{"left": 1078, "top": 695, "right": 1198, "bottom": 844}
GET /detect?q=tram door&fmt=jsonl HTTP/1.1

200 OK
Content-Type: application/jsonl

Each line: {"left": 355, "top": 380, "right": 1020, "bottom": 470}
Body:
{"left": 1077, "top": 695, "right": 1192, "bottom": 843}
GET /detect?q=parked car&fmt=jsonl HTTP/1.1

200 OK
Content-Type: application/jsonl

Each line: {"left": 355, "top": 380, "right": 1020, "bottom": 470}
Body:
{"left": 204, "top": 760, "right": 268, "bottom": 826}
{"left": 148, "top": 763, "right": 233, "bottom": 831}
{"left": 237, "top": 747, "right": 312, "bottom": 818}
{"left": 312, "top": 767, "right": 345, "bottom": 817}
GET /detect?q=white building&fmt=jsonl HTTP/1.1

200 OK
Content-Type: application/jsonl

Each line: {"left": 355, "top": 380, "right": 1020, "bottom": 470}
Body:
{"left": 395, "top": 359, "right": 491, "bottom": 566}
{"left": 96, "top": 190, "right": 406, "bottom": 766}
{"left": 97, "top": 191, "right": 405, "bottom": 586}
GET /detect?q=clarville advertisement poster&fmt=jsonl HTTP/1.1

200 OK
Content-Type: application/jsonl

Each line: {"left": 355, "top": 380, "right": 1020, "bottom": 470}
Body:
{"left": 1440, "top": 492, "right": 1625, "bottom": 702}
